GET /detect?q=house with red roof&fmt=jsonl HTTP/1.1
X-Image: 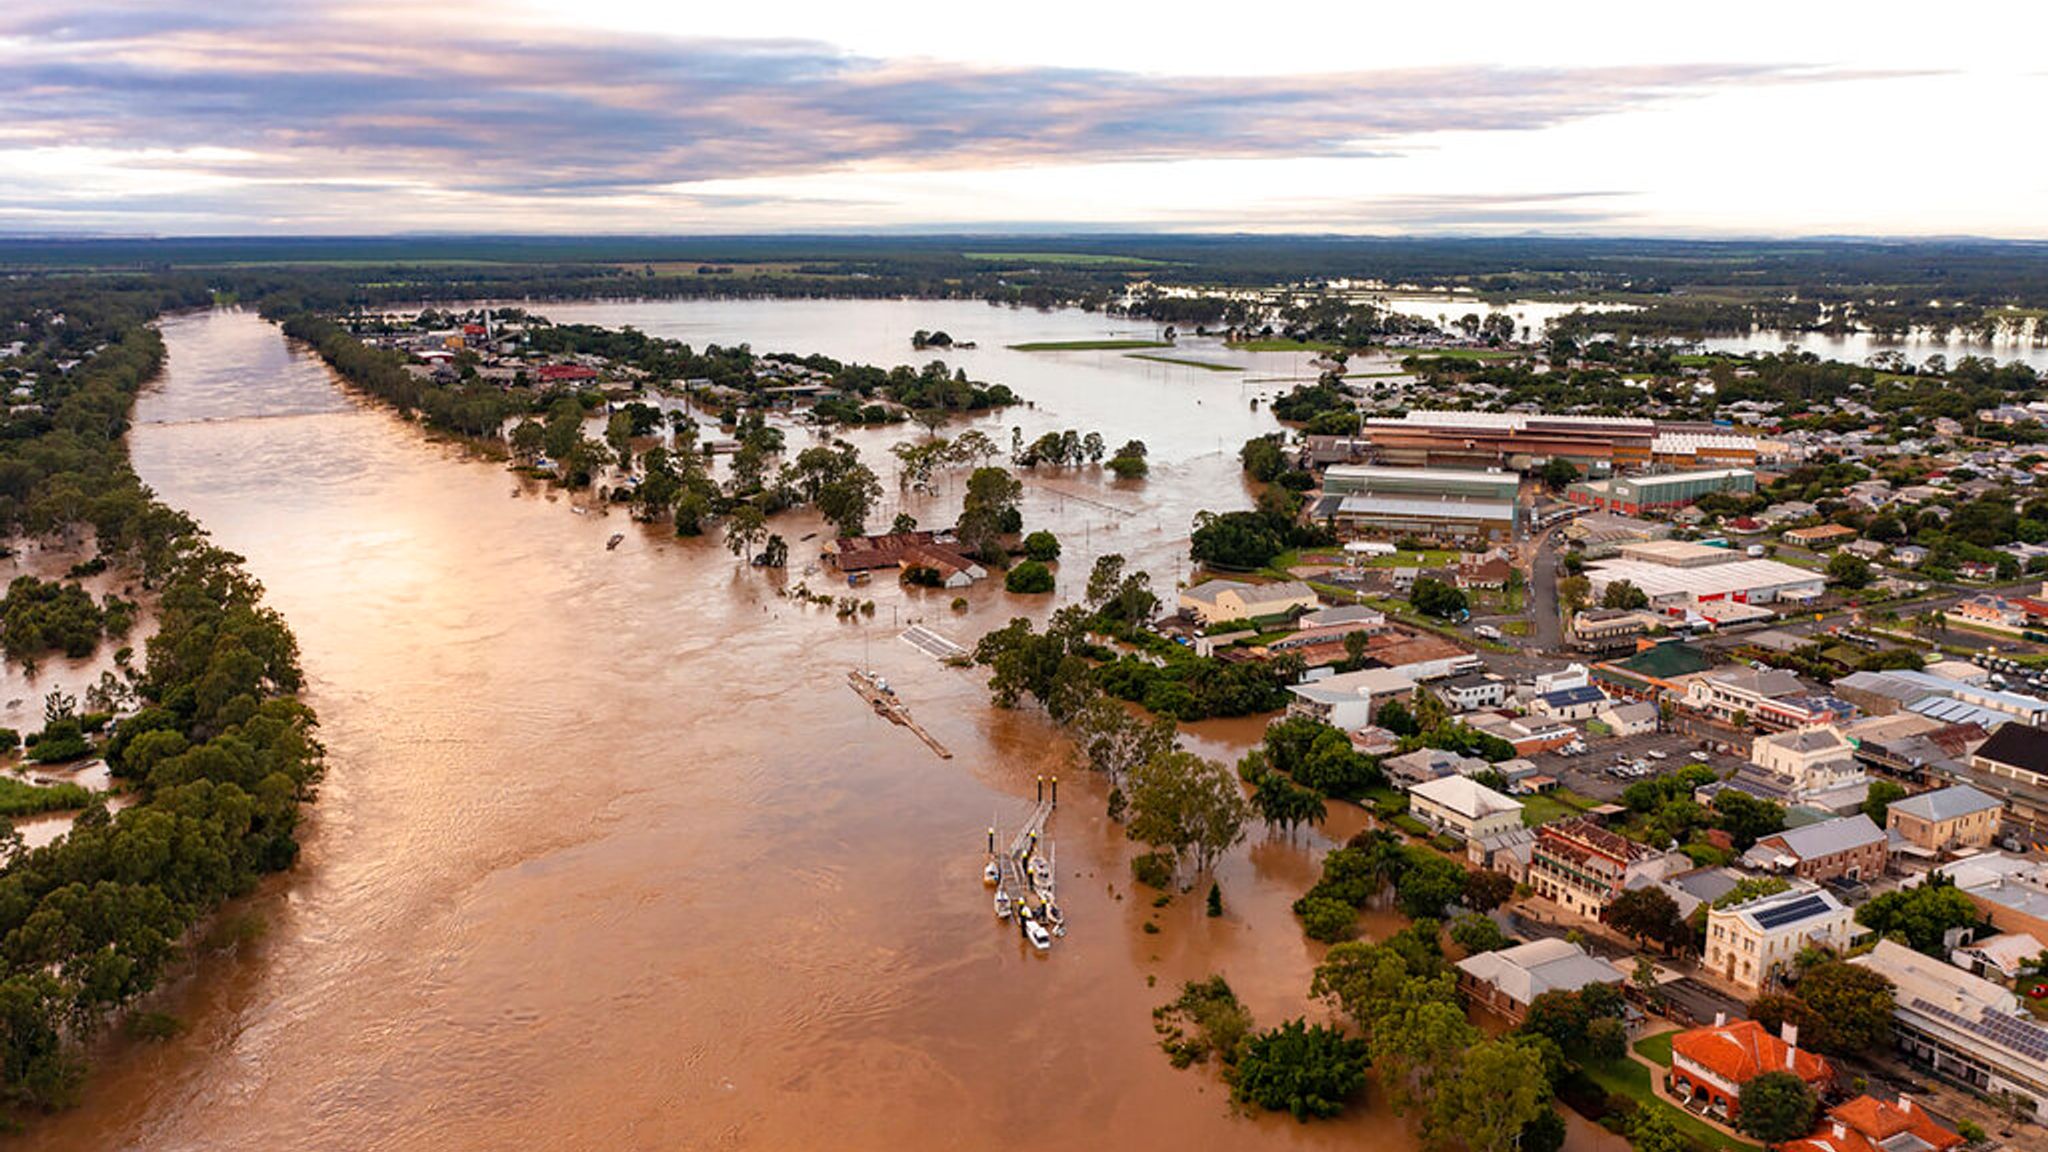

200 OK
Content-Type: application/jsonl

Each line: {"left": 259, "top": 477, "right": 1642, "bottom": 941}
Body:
{"left": 1668, "top": 1016, "right": 1832, "bottom": 1121}
{"left": 535, "top": 364, "right": 600, "bottom": 385}
{"left": 1780, "top": 1095, "right": 1962, "bottom": 1152}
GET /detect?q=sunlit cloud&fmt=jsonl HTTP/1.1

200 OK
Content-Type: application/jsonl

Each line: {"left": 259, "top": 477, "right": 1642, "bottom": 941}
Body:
{"left": 0, "top": 1, "right": 2027, "bottom": 235}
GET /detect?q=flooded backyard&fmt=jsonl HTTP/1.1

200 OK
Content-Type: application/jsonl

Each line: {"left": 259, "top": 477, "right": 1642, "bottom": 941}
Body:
{"left": 21, "top": 303, "right": 1620, "bottom": 1151}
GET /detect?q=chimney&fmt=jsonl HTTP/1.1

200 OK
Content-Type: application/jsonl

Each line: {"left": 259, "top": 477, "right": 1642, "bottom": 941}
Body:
{"left": 1832, "top": 1122, "right": 1848, "bottom": 1140}
{"left": 1781, "top": 1022, "right": 1799, "bottom": 1051}
{"left": 1898, "top": 1095, "right": 1913, "bottom": 1114}
{"left": 1714, "top": 1011, "right": 1727, "bottom": 1027}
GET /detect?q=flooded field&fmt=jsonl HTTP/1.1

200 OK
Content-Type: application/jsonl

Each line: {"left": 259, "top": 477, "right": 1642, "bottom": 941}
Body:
{"left": 23, "top": 304, "right": 1617, "bottom": 1151}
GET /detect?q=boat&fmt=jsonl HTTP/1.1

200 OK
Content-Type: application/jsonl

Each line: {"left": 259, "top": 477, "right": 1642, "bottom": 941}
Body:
{"left": 1045, "top": 903, "right": 1065, "bottom": 934}
{"left": 982, "top": 860, "right": 1000, "bottom": 887}
{"left": 606, "top": 533, "right": 624, "bottom": 550}
{"left": 1023, "top": 918, "right": 1052, "bottom": 951}
{"left": 993, "top": 890, "right": 1012, "bottom": 919}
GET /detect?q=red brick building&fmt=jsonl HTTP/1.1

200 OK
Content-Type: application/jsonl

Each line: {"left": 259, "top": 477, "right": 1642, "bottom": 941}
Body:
{"left": 1669, "top": 1018, "right": 1832, "bottom": 1121}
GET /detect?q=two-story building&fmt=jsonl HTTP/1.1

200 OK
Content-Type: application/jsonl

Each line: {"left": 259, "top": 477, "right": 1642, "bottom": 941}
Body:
{"left": 1886, "top": 784, "right": 2002, "bottom": 854}
{"left": 1743, "top": 815, "right": 1889, "bottom": 883}
{"left": 1408, "top": 775, "right": 1524, "bottom": 843}
{"left": 1669, "top": 1018, "right": 1833, "bottom": 1122}
{"left": 1178, "top": 579, "right": 1320, "bottom": 627}
{"left": 1704, "top": 883, "right": 1856, "bottom": 992}
{"left": 1530, "top": 819, "right": 1686, "bottom": 920}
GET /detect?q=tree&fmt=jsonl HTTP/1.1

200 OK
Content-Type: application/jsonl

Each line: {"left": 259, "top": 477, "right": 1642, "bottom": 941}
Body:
{"left": 1231, "top": 1019, "right": 1369, "bottom": 1121}
{"left": 1449, "top": 913, "right": 1511, "bottom": 954}
{"left": 1189, "top": 510, "right": 1286, "bottom": 570}
{"left": 1081, "top": 432, "right": 1106, "bottom": 463}
{"left": 1410, "top": 577, "right": 1467, "bottom": 619}
{"left": 1241, "top": 435, "right": 1286, "bottom": 481}
{"left": 1608, "top": 887, "right": 1686, "bottom": 953}
{"left": 1539, "top": 459, "right": 1580, "bottom": 491}
{"left": 724, "top": 502, "right": 767, "bottom": 560}
{"left": 1711, "top": 790, "right": 1785, "bottom": 850}
{"left": 1737, "top": 1070, "right": 1818, "bottom": 1142}
{"left": 1828, "top": 552, "right": 1874, "bottom": 589}
{"left": 759, "top": 533, "right": 789, "bottom": 569}
{"left": 1855, "top": 879, "right": 1980, "bottom": 955}
{"left": 1432, "top": 1040, "right": 1550, "bottom": 1152}
{"left": 957, "top": 466, "right": 1023, "bottom": 563}
{"left": 1022, "top": 531, "right": 1061, "bottom": 561}
{"left": 1862, "top": 779, "right": 1909, "bottom": 825}
{"left": 1600, "top": 579, "right": 1649, "bottom": 610}
{"left": 1394, "top": 855, "right": 1468, "bottom": 920}
{"left": 1793, "top": 961, "right": 1895, "bottom": 1053}
{"left": 1463, "top": 868, "right": 1515, "bottom": 913}
{"left": 1126, "top": 751, "right": 1249, "bottom": 880}
{"left": 1372, "top": 997, "right": 1478, "bottom": 1116}
{"left": 1557, "top": 574, "right": 1591, "bottom": 615}
{"left": 1004, "top": 560, "right": 1054, "bottom": 594}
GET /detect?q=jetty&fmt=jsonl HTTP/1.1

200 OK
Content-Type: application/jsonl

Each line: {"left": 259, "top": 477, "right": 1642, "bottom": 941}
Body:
{"left": 988, "top": 776, "right": 1064, "bottom": 949}
{"left": 846, "top": 669, "right": 952, "bottom": 759}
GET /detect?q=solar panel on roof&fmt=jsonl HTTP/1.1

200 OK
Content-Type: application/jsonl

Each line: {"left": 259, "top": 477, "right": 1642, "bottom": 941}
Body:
{"left": 1750, "top": 894, "right": 1829, "bottom": 930}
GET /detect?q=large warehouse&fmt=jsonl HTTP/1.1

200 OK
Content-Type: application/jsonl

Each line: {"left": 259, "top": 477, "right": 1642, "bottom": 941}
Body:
{"left": 1587, "top": 550, "right": 1824, "bottom": 610}
{"left": 1359, "top": 411, "right": 1757, "bottom": 472}
{"left": 1313, "top": 465, "right": 1520, "bottom": 544}
{"left": 1567, "top": 468, "right": 1756, "bottom": 514}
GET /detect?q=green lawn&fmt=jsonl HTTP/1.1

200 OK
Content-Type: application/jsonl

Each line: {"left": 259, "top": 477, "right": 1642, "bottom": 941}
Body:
{"left": 1358, "top": 549, "right": 1463, "bottom": 568}
{"left": 1007, "top": 339, "right": 1169, "bottom": 351}
{"left": 1124, "top": 352, "right": 1242, "bottom": 372}
{"left": 1227, "top": 337, "right": 1342, "bottom": 353}
{"left": 1504, "top": 620, "right": 1532, "bottom": 637}
{"left": 1519, "top": 789, "right": 1596, "bottom": 827}
{"left": 1580, "top": 1055, "right": 1761, "bottom": 1152}
{"left": 1633, "top": 1031, "right": 1674, "bottom": 1067}
{"left": 0, "top": 776, "right": 93, "bottom": 817}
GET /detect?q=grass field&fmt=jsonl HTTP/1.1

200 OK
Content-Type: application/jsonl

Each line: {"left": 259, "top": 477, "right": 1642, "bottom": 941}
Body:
{"left": 1125, "top": 352, "right": 1241, "bottom": 372}
{"left": 1633, "top": 1032, "right": 1674, "bottom": 1066}
{"left": 965, "top": 252, "right": 1165, "bottom": 266}
{"left": 1579, "top": 1054, "right": 1760, "bottom": 1152}
{"left": 1519, "top": 789, "right": 1597, "bottom": 827}
{"left": 1227, "top": 338, "right": 1341, "bottom": 353}
{"left": 1008, "top": 339, "right": 1169, "bottom": 351}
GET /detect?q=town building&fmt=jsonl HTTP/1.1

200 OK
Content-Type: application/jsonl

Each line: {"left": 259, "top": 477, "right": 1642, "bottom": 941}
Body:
{"left": 1438, "top": 671, "right": 1508, "bottom": 712}
{"left": 1590, "top": 700, "right": 1659, "bottom": 737}
{"left": 1383, "top": 746, "right": 1489, "bottom": 789}
{"left": 1529, "top": 819, "right": 1686, "bottom": 919}
{"left": 1528, "top": 684, "right": 1610, "bottom": 721}
{"left": 1566, "top": 468, "right": 1757, "bottom": 515}
{"left": 1588, "top": 554, "right": 1825, "bottom": 612}
{"left": 1784, "top": 523, "right": 1859, "bottom": 549}
{"left": 1743, "top": 815, "right": 1889, "bottom": 883}
{"left": 1465, "top": 711, "right": 1579, "bottom": 756}
{"left": 1704, "top": 883, "right": 1856, "bottom": 992}
{"left": 1358, "top": 411, "right": 1757, "bottom": 472}
{"left": 1455, "top": 938, "right": 1618, "bottom": 1022}
{"left": 1178, "top": 579, "right": 1320, "bottom": 627}
{"left": 1286, "top": 666, "right": 1418, "bottom": 731}
{"left": 1953, "top": 931, "right": 2047, "bottom": 982}
{"left": 1669, "top": 1018, "right": 1833, "bottom": 1121}
{"left": 1567, "top": 607, "right": 1665, "bottom": 652}
{"left": 1851, "top": 939, "right": 2048, "bottom": 1115}
{"left": 1971, "top": 721, "right": 2048, "bottom": 789}
{"left": 1838, "top": 670, "right": 2048, "bottom": 729}
{"left": 1408, "top": 775, "right": 1524, "bottom": 842}
{"left": 1562, "top": 511, "right": 1671, "bottom": 558}
{"left": 1684, "top": 666, "right": 1815, "bottom": 727}
{"left": 1935, "top": 852, "right": 2048, "bottom": 941}
{"left": 1751, "top": 727, "right": 1862, "bottom": 791}
{"left": 1886, "top": 785, "right": 2003, "bottom": 854}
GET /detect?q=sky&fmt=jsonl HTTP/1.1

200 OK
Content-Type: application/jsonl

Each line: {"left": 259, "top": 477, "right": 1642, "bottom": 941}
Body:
{"left": 1, "top": 0, "right": 2044, "bottom": 238}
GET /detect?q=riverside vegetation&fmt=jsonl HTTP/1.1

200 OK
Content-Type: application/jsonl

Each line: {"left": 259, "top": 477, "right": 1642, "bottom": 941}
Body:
{"left": 0, "top": 278, "right": 321, "bottom": 1116}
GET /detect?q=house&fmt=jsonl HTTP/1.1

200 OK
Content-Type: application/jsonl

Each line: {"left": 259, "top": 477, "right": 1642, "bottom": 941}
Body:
{"left": 1178, "top": 579, "right": 1320, "bottom": 627}
{"left": 1743, "top": 815, "right": 1889, "bottom": 882}
{"left": 1439, "top": 671, "right": 1508, "bottom": 712}
{"left": 1408, "top": 775, "right": 1524, "bottom": 842}
{"left": 1886, "top": 784, "right": 2002, "bottom": 854}
{"left": 1282, "top": 604, "right": 1387, "bottom": 647}
{"left": 1851, "top": 939, "right": 2048, "bottom": 1115}
{"left": 1669, "top": 1018, "right": 1833, "bottom": 1121}
{"left": 1455, "top": 938, "right": 1619, "bottom": 1022}
{"left": 898, "top": 544, "right": 987, "bottom": 588}
{"left": 828, "top": 530, "right": 941, "bottom": 572}
{"left": 1950, "top": 594, "right": 2025, "bottom": 630}
{"left": 1891, "top": 544, "right": 1929, "bottom": 568}
{"left": 1749, "top": 727, "right": 1866, "bottom": 798}
{"left": 1529, "top": 819, "right": 1687, "bottom": 920}
{"left": 1528, "top": 684, "right": 1609, "bottom": 721}
{"left": 1684, "top": 666, "right": 1823, "bottom": 729}
{"left": 1568, "top": 607, "right": 1663, "bottom": 651}
{"left": 1779, "top": 1095, "right": 1963, "bottom": 1152}
{"left": 1590, "top": 700, "right": 1658, "bottom": 737}
{"left": 1455, "top": 556, "right": 1514, "bottom": 590}
{"left": 1704, "top": 883, "right": 1856, "bottom": 992}
{"left": 1383, "top": 747, "right": 1487, "bottom": 789}
{"left": 1784, "top": 523, "right": 1858, "bottom": 549}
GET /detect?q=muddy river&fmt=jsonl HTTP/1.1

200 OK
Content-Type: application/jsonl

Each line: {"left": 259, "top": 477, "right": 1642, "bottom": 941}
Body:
{"left": 22, "top": 303, "right": 1622, "bottom": 1152}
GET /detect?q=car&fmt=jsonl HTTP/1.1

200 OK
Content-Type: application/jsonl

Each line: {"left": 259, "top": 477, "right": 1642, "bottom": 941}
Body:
{"left": 1645, "top": 750, "right": 1667, "bottom": 761}
{"left": 1475, "top": 624, "right": 1503, "bottom": 640}
{"left": 1689, "top": 751, "right": 1710, "bottom": 762}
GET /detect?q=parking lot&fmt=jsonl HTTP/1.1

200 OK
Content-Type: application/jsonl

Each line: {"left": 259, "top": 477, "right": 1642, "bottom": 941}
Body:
{"left": 1529, "top": 728, "right": 1736, "bottom": 804}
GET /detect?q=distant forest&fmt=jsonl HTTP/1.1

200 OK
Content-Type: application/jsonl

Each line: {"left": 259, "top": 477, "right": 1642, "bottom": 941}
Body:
{"left": 4, "top": 234, "right": 2048, "bottom": 338}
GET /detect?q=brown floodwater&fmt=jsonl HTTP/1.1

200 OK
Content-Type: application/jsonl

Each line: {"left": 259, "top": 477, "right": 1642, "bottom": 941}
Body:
{"left": 22, "top": 305, "right": 1609, "bottom": 1151}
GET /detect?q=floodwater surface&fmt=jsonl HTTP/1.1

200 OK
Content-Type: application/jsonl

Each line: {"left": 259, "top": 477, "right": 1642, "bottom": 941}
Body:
{"left": 24, "top": 304, "right": 1618, "bottom": 1151}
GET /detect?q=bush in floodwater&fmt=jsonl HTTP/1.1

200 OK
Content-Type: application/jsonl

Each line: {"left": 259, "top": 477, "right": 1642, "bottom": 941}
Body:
{"left": 1004, "top": 560, "right": 1054, "bottom": 594}
{"left": 128, "top": 1012, "right": 185, "bottom": 1042}
{"left": 1130, "top": 850, "right": 1174, "bottom": 890}
{"left": 1294, "top": 896, "right": 1358, "bottom": 944}
{"left": 950, "top": 596, "right": 969, "bottom": 612}
{"left": 1207, "top": 882, "right": 1223, "bottom": 918}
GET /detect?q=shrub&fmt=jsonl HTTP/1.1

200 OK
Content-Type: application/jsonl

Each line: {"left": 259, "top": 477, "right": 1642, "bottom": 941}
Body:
{"left": 1107, "top": 453, "right": 1148, "bottom": 478}
{"left": 1295, "top": 896, "right": 1358, "bottom": 943}
{"left": 1005, "top": 560, "right": 1054, "bottom": 594}
{"left": 1131, "top": 851, "right": 1174, "bottom": 890}
{"left": 1022, "top": 531, "right": 1061, "bottom": 561}
{"left": 1231, "top": 1019, "right": 1370, "bottom": 1121}
{"left": 0, "top": 728, "right": 17, "bottom": 754}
